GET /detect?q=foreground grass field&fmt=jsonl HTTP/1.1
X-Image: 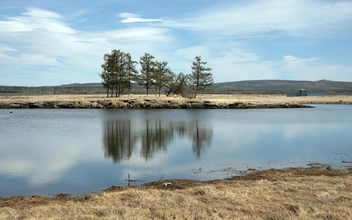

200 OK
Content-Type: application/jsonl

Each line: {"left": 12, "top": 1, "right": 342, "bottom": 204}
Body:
{"left": 1, "top": 168, "right": 351, "bottom": 219}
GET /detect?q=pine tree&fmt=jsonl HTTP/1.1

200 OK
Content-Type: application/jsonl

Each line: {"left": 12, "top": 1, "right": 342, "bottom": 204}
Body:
{"left": 139, "top": 53, "right": 156, "bottom": 95}
{"left": 100, "top": 70, "right": 112, "bottom": 97}
{"left": 112, "top": 49, "right": 126, "bottom": 97}
{"left": 189, "top": 56, "right": 213, "bottom": 98}
{"left": 100, "top": 49, "right": 135, "bottom": 97}
{"left": 154, "top": 61, "right": 172, "bottom": 96}
{"left": 101, "top": 51, "right": 117, "bottom": 97}
{"left": 124, "top": 53, "right": 138, "bottom": 96}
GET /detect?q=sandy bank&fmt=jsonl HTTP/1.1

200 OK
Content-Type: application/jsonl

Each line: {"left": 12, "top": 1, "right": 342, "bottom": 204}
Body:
{"left": 1, "top": 94, "right": 351, "bottom": 109}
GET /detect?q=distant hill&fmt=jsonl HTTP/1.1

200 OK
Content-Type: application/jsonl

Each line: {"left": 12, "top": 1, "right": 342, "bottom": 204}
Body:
{"left": 60, "top": 83, "right": 102, "bottom": 87}
{"left": 210, "top": 80, "right": 352, "bottom": 95}
{"left": 0, "top": 80, "right": 351, "bottom": 95}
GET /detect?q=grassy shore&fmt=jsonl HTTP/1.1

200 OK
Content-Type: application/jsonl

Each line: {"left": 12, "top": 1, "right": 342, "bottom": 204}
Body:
{"left": 1, "top": 168, "right": 351, "bottom": 219}
{"left": 0, "top": 94, "right": 351, "bottom": 108}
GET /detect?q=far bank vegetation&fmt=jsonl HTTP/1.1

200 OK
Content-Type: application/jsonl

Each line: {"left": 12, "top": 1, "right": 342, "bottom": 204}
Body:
{"left": 99, "top": 50, "right": 213, "bottom": 98}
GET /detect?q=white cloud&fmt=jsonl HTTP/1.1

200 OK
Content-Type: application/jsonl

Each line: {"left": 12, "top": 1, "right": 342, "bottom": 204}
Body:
{"left": 281, "top": 55, "right": 352, "bottom": 81}
{"left": 118, "top": 12, "right": 162, "bottom": 23}
{"left": 0, "top": 8, "right": 75, "bottom": 34}
{"left": 0, "top": 46, "right": 17, "bottom": 53}
{"left": 0, "top": 52, "right": 59, "bottom": 66}
{"left": 23, "top": 7, "right": 62, "bottom": 19}
{"left": 100, "top": 27, "right": 171, "bottom": 43}
{"left": 0, "top": 8, "right": 175, "bottom": 85}
{"left": 212, "top": 60, "right": 279, "bottom": 82}
{"left": 174, "top": 46, "right": 211, "bottom": 61}
{"left": 122, "top": 17, "right": 162, "bottom": 23}
{"left": 283, "top": 55, "right": 320, "bottom": 64}
{"left": 118, "top": 12, "right": 137, "bottom": 19}
{"left": 162, "top": 0, "right": 352, "bottom": 38}
{"left": 173, "top": 46, "right": 279, "bottom": 82}
{"left": 175, "top": 43, "right": 351, "bottom": 81}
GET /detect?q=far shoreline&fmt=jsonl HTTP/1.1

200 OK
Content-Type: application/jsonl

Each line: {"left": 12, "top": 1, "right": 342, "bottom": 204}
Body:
{"left": 1, "top": 94, "right": 351, "bottom": 109}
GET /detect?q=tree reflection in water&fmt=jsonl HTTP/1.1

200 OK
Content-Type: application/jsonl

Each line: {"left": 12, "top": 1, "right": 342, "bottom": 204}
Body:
{"left": 188, "top": 121, "right": 213, "bottom": 159}
{"left": 103, "top": 118, "right": 213, "bottom": 163}
{"left": 103, "top": 120, "right": 138, "bottom": 163}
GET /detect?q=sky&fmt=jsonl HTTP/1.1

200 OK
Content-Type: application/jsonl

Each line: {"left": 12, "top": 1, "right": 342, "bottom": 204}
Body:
{"left": 0, "top": 0, "right": 351, "bottom": 86}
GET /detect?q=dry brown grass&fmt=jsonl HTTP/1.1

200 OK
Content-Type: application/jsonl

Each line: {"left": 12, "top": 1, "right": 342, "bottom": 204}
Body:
{"left": 1, "top": 94, "right": 352, "bottom": 105}
{"left": 1, "top": 168, "right": 351, "bottom": 219}
{"left": 196, "top": 94, "right": 352, "bottom": 105}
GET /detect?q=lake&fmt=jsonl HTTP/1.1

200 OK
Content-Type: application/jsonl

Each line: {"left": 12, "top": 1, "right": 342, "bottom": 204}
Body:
{"left": 0, "top": 105, "right": 351, "bottom": 197}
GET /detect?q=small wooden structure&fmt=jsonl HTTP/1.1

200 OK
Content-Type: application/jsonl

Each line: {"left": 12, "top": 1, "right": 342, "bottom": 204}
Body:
{"left": 297, "top": 89, "right": 307, "bottom": 96}
{"left": 286, "top": 88, "right": 324, "bottom": 97}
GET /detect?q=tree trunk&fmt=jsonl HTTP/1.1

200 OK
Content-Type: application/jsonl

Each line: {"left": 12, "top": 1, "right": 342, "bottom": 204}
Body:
{"left": 194, "top": 86, "right": 198, "bottom": 99}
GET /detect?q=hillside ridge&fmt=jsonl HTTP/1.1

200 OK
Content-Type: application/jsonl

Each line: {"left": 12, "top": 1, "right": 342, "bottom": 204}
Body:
{"left": 1, "top": 79, "right": 351, "bottom": 95}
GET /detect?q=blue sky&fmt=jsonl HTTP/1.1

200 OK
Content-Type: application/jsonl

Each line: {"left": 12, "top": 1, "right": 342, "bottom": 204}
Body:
{"left": 0, "top": 0, "right": 351, "bottom": 86}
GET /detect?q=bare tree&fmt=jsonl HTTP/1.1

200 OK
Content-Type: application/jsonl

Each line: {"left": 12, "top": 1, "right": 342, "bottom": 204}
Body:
{"left": 165, "top": 72, "right": 189, "bottom": 97}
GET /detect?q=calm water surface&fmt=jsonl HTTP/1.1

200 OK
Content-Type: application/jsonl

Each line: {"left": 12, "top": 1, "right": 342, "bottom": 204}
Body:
{"left": 0, "top": 105, "right": 351, "bottom": 197}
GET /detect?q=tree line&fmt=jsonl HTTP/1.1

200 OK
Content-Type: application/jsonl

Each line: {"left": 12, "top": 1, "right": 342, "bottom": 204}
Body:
{"left": 100, "top": 49, "right": 213, "bottom": 98}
